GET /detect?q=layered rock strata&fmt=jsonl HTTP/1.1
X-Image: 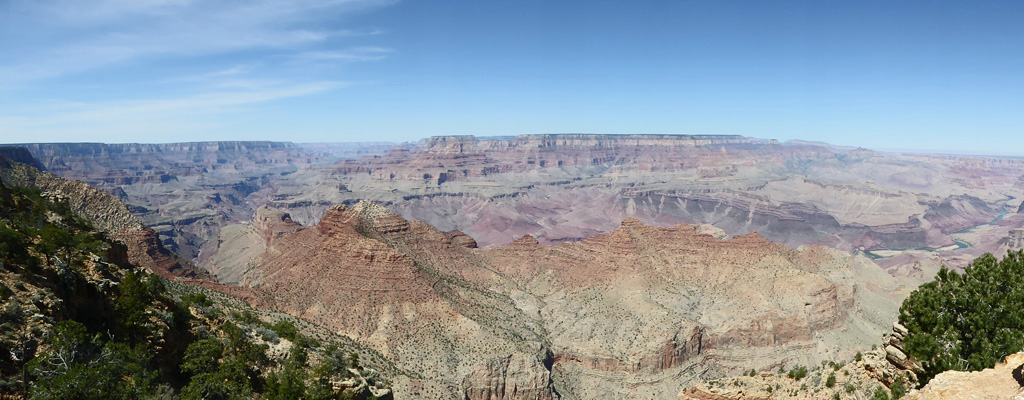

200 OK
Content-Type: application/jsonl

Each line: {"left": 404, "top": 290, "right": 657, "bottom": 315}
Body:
{"left": 677, "top": 322, "right": 922, "bottom": 400}
{"left": 17, "top": 136, "right": 1024, "bottom": 275}
{"left": 871, "top": 322, "right": 924, "bottom": 385}
{"left": 241, "top": 202, "right": 910, "bottom": 399}
{"left": 17, "top": 141, "right": 393, "bottom": 262}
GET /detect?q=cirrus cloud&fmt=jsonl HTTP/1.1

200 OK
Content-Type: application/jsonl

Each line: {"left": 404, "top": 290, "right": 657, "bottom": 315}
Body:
{"left": 0, "top": 0, "right": 396, "bottom": 142}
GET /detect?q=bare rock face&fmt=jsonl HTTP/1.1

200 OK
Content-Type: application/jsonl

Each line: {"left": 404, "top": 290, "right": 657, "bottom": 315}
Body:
{"left": 463, "top": 353, "right": 557, "bottom": 400}
{"left": 864, "top": 322, "right": 924, "bottom": 386}
{"left": 903, "top": 353, "right": 1024, "bottom": 400}
{"left": 676, "top": 319, "right": 928, "bottom": 400}
{"left": 197, "top": 206, "right": 302, "bottom": 284}
{"left": 336, "top": 366, "right": 394, "bottom": 399}
{"left": 242, "top": 203, "right": 439, "bottom": 311}
{"left": 241, "top": 202, "right": 908, "bottom": 399}
{"left": 678, "top": 386, "right": 769, "bottom": 400}
{"left": 251, "top": 206, "right": 300, "bottom": 245}
{"left": 677, "top": 351, "right": 902, "bottom": 400}
{"left": 1004, "top": 228, "right": 1024, "bottom": 249}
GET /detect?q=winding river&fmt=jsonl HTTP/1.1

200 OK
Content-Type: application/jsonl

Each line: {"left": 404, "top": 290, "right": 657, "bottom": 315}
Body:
{"left": 862, "top": 205, "right": 1008, "bottom": 259}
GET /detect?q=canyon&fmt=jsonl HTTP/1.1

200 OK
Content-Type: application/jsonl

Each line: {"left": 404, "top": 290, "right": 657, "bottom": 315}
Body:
{"left": 6, "top": 134, "right": 1024, "bottom": 398}
{"left": 14, "top": 135, "right": 1024, "bottom": 280}
{"left": 238, "top": 200, "right": 910, "bottom": 398}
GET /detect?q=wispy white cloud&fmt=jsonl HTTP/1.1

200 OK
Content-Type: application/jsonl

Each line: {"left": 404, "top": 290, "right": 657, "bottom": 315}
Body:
{"left": 332, "top": 28, "right": 387, "bottom": 37}
{"left": 0, "top": 0, "right": 396, "bottom": 141}
{"left": 1, "top": 81, "right": 347, "bottom": 141}
{"left": 66, "top": 82, "right": 345, "bottom": 118}
{"left": 292, "top": 47, "right": 394, "bottom": 62}
{"left": 204, "top": 65, "right": 252, "bottom": 78}
{"left": 166, "top": 64, "right": 260, "bottom": 85}
{"left": 0, "top": 0, "right": 395, "bottom": 84}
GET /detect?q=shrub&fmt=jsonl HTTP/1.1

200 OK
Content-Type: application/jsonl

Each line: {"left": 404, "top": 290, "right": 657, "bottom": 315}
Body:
{"left": 899, "top": 251, "right": 1024, "bottom": 384}
{"left": 271, "top": 320, "right": 299, "bottom": 342}
{"left": 890, "top": 378, "right": 907, "bottom": 399}
{"left": 257, "top": 327, "right": 280, "bottom": 344}
{"left": 265, "top": 344, "right": 308, "bottom": 400}
{"left": 0, "top": 224, "right": 31, "bottom": 268}
{"left": 1, "top": 301, "right": 24, "bottom": 324}
{"left": 36, "top": 224, "right": 73, "bottom": 266}
{"left": 870, "top": 385, "right": 890, "bottom": 400}
{"left": 787, "top": 366, "right": 808, "bottom": 380}
{"left": 825, "top": 372, "right": 836, "bottom": 388}
{"left": 181, "top": 339, "right": 223, "bottom": 375}
{"left": 232, "top": 310, "right": 262, "bottom": 326}
{"left": 117, "top": 271, "right": 155, "bottom": 343}
{"left": 181, "top": 293, "right": 212, "bottom": 308}
{"left": 29, "top": 321, "right": 156, "bottom": 400}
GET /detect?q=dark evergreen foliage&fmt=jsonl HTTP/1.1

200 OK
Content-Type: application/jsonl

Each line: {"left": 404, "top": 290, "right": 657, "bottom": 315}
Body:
{"left": 900, "top": 250, "right": 1024, "bottom": 385}
{"left": 786, "top": 366, "right": 808, "bottom": 380}
{"left": 0, "top": 179, "right": 390, "bottom": 399}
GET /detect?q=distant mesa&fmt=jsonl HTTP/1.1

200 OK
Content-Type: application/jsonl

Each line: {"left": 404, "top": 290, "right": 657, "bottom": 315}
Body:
{"left": 13, "top": 135, "right": 1021, "bottom": 272}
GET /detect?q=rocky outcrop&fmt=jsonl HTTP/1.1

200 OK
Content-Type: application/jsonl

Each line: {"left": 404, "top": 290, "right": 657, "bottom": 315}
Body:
{"left": 678, "top": 386, "right": 769, "bottom": 400}
{"left": 463, "top": 353, "right": 558, "bottom": 400}
{"left": 336, "top": 366, "right": 394, "bottom": 400}
{"left": 865, "top": 322, "right": 924, "bottom": 386}
{"left": 677, "top": 322, "right": 923, "bottom": 400}
{"left": 241, "top": 202, "right": 451, "bottom": 336}
{"left": 252, "top": 207, "right": 300, "bottom": 246}
{"left": 1004, "top": 229, "right": 1024, "bottom": 249}
{"left": 197, "top": 207, "right": 302, "bottom": 284}
{"left": 315, "top": 136, "right": 1024, "bottom": 263}
{"left": 903, "top": 353, "right": 1024, "bottom": 400}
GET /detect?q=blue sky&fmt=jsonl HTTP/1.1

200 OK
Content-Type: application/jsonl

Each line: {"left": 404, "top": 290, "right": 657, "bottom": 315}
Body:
{"left": 0, "top": 1, "right": 1022, "bottom": 154}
